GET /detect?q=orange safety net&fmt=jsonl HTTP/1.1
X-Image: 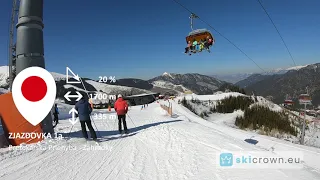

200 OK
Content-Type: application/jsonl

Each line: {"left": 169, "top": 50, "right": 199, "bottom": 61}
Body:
{"left": 0, "top": 93, "right": 43, "bottom": 146}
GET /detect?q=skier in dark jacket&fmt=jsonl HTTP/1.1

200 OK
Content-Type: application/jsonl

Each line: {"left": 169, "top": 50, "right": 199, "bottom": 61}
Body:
{"left": 53, "top": 104, "right": 59, "bottom": 125}
{"left": 114, "top": 94, "right": 129, "bottom": 134}
{"left": 75, "top": 96, "right": 97, "bottom": 140}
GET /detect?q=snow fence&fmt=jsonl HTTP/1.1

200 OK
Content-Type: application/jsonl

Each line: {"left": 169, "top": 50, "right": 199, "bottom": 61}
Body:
{"left": 160, "top": 101, "right": 172, "bottom": 116}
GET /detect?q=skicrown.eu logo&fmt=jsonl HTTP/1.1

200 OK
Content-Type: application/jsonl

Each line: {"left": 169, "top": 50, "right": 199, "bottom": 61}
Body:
{"left": 220, "top": 153, "right": 233, "bottom": 166}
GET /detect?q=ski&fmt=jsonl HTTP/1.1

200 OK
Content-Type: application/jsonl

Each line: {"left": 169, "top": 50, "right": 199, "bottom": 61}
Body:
{"left": 120, "top": 130, "right": 130, "bottom": 137}
{"left": 86, "top": 139, "right": 101, "bottom": 146}
{"left": 183, "top": 52, "right": 192, "bottom": 55}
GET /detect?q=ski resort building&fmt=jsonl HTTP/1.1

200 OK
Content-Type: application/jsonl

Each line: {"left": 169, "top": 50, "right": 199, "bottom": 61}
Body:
{"left": 124, "top": 93, "right": 160, "bottom": 106}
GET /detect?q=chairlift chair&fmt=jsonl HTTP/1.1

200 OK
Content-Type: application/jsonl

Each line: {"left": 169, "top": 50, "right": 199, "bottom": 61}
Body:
{"left": 185, "top": 13, "right": 215, "bottom": 54}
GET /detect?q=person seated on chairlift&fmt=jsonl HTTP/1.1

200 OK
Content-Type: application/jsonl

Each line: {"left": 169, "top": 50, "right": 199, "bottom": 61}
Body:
{"left": 208, "top": 37, "right": 213, "bottom": 46}
{"left": 204, "top": 36, "right": 213, "bottom": 49}
{"left": 189, "top": 41, "right": 195, "bottom": 51}
{"left": 185, "top": 41, "right": 192, "bottom": 54}
{"left": 192, "top": 39, "right": 198, "bottom": 53}
{"left": 199, "top": 40, "right": 205, "bottom": 52}
{"left": 196, "top": 41, "right": 201, "bottom": 52}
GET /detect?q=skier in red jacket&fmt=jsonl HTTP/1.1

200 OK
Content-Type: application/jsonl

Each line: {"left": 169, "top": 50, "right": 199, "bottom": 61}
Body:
{"left": 114, "top": 94, "right": 129, "bottom": 134}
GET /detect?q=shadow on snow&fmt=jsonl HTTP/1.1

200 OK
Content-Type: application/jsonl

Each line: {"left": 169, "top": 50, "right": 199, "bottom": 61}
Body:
{"left": 60, "top": 119, "right": 183, "bottom": 142}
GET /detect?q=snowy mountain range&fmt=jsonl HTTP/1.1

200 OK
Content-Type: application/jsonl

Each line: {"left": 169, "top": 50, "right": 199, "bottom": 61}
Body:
{"left": 237, "top": 63, "right": 320, "bottom": 106}
{"left": 0, "top": 66, "right": 229, "bottom": 98}
{"left": 213, "top": 64, "right": 310, "bottom": 84}
{"left": 0, "top": 63, "right": 316, "bottom": 105}
{"left": 0, "top": 66, "right": 228, "bottom": 103}
{"left": 149, "top": 72, "right": 227, "bottom": 95}
{"left": 102, "top": 72, "right": 228, "bottom": 95}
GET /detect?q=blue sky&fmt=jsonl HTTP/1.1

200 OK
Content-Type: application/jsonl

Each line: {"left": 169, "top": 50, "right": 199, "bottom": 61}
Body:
{"left": 0, "top": 0, "right": 319, "bottom": 80}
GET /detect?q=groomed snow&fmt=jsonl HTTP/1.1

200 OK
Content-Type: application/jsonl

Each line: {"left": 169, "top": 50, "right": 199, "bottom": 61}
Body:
{"left": 206, "top": 110, "right": 244, "bottom": 127}
{"left": 175, "top": 93, "right": 320, "bottom": 148}
{"left": 171, "top": 99, "right": 320, "bottom": 169}
{"left": 0, "top": 100, "right": 320, "bottom": 179}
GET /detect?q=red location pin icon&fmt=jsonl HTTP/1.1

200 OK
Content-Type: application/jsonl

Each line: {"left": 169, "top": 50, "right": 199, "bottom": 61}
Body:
{"left": 12, "top": 67, "right": 57, "bottom": 126}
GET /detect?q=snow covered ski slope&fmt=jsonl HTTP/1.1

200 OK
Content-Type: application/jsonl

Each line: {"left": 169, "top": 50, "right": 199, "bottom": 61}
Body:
{"left": 1, "top": 102, "right": 320, "bottom": 180}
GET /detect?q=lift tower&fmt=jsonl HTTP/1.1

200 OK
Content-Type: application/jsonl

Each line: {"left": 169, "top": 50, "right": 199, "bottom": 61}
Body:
{"left": 8, "top": 0, "right": 19, "bottom": 90}
{"left": 14, "top": 0, "right": 53, "bottom": 134}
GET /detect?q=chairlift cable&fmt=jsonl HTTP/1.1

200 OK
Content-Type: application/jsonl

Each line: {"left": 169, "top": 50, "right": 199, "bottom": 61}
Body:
{"left": 256, "top": 0, "right": 310, "bottom": 114}
{"left": 256, "top": 0, "right": 308, "bottom": 95}
{"left": 256, "top": 0, "right": 297, "bottom": 67}
{"left": 172, "top": 0, "right": 267, "bottom": 73}
{"left": 257, "top": 0, "right": 311, "bottom": 143}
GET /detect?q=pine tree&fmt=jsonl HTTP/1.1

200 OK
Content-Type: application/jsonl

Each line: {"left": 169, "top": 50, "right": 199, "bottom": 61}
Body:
{"left": 235, "top": 105, "right": 297, "bottom": 136}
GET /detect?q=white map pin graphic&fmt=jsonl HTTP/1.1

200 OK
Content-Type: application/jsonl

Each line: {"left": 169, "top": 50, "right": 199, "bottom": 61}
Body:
{"left": 12, "top": 67, "right": 57, "bottom": 126}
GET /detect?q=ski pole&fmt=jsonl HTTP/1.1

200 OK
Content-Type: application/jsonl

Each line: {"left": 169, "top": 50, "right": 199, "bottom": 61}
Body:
{"left": 114, "top": 118, "right": 117, "bottom": 130}
{"left": 102, "top": 116, "right": 109, "bottom": 129}
{"left": 66, "top": 124, "right": 74, "bottom": 140}
{"left": 79, "top": 77, "right": 103, "bottom": 138}
{"left": 90, "top": 115, "right": 102, "bottom": 138}
{"left": 127, "top": 114, "right": 137, "bottom": 128}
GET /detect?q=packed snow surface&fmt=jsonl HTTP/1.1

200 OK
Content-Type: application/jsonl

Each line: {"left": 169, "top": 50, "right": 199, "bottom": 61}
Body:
{"left": 0, "top": 98, "right": 320, "bottom": 179}
{"left": 179, "top": 92, "right": 245, "bottom": 101}
{"left": 176, "top": 93, "right": 320, "bottom": 148}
